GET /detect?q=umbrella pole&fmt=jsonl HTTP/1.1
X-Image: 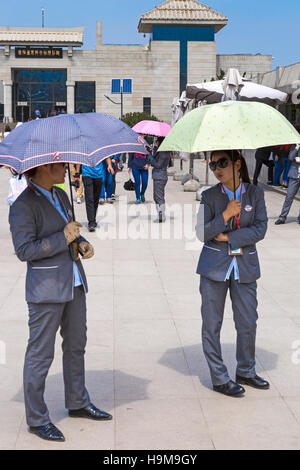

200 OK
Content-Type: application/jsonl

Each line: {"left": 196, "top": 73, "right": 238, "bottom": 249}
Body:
{"left": 231, "top": 150, "right": 236, "bottom": 200}
{"left": 67, "top": 163, "right": 79, "bottom": 261}
{"left": 67, "top": 163, "right": 76, "bottom": 221}
{"left": 205, "top": 152, "right": 209, "bottom": 185}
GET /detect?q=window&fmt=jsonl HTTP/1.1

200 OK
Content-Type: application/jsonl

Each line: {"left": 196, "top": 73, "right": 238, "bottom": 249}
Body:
{"left": 123, "top": 79, "right": 132, "bottom": 94}
{"left": 111, "top": 79, "right": 132, "bottom": 94}
{"left": 75, "top": 82, "right": 96, "bottom": 113}
{"left": 13, "top": 69, "right": 67, "bottom": 119}
{"left": 143, "top": 97, "right": 151, "bottom": 115}
{"left": 111, "top": 79, "right": 121, "bottom": 94}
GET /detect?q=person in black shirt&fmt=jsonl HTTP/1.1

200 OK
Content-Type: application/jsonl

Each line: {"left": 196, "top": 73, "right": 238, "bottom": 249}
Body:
{"left": 252, "top": 146, "right": 275, "bottom": 186}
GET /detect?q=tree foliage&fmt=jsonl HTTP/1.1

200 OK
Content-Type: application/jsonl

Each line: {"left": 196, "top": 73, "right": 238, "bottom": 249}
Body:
{"left": 121, "top": 112, "right": 159, "bottom": 128}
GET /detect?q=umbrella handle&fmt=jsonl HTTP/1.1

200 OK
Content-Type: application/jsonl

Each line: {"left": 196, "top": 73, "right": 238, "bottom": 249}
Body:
{"left": 67, "top": 164, "right": 76, "bottom": 221}
{"left": 72, "top": 240, "right": 79, "bottom": 261}
{"left": 67, "top": 164, "right": 79, "bottom": 261}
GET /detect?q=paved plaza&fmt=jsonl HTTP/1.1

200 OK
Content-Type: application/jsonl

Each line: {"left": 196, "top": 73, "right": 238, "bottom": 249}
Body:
{"left": 1, "top": 160, "right": 300, "bottom": 450}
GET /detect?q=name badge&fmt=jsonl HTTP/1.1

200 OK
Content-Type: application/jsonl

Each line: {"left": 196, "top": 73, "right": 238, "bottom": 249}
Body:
{"left": 229, "top": 247, "right": 243, "bottom": 256}
{"left": 245, "top": 205, "right": 253, "bottom": 212}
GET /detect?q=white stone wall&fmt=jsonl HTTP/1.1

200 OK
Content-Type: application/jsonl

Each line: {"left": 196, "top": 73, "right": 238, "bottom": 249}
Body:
{"left": 187, "top": 42, "right": 216, "bottom": 83}
{"left": 0, "top": 46, "right": 274, "bottom": 123}
{"left": 0, "top": 42, "right": 180, "bottom": 123}
{"left": 217, "top": 54, "right": 272, "bottom": 79}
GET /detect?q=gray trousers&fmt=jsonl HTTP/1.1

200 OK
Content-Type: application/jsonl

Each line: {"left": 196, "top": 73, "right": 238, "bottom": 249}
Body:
{"left": 200, "top": 276, "right": 258, "bottom": 386}
{"left": 153, "top": 179, "right": 167, "bottom": 205}
{"left": 279, "top": 178, "right": 300, "bottom": 220}
{"left": 24, "top": 286, "right": 90, "bottom": 426}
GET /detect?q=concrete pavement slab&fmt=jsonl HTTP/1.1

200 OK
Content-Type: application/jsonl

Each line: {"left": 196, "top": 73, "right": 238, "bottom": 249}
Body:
{"left": 2, "top": 160, "right": 300, "bottom": 449}
{"left": 115, "top": 398, "right": 214, "bottom": 450}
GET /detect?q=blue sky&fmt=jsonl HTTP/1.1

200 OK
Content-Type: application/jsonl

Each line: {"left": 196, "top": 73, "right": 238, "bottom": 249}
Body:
{"left": 1, "top": 0, "right": 299, "bottom": 69}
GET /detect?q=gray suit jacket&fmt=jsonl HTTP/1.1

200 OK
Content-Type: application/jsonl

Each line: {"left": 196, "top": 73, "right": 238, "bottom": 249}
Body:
{"left": 196, "top": 183, "right": 268, "bottom": 283}
{"left": 288, "top": 145, "right": 300, "bottom": 179}
{"left": 9, "top": 185, "right": 88, "bottom": 304}
{"left": 151, "top": 151, "right": 170, "bottom": 180}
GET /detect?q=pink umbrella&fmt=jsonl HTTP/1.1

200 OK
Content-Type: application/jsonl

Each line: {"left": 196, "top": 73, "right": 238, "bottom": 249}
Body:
{"left": 132, "top": 120, "right": 171, "bottom": 137}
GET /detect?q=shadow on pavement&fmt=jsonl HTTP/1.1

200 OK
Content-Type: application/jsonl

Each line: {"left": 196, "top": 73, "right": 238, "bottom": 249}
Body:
{"left": 159, "top": 343, "right": 278, "bottom": 391}
{"left": 11, "top": 369, "right": 151, "bottom": 423}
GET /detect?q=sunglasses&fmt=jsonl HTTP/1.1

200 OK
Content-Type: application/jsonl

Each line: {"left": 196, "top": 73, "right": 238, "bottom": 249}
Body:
{"left": 209, "top": 158, "right": 230, "bottom": 172}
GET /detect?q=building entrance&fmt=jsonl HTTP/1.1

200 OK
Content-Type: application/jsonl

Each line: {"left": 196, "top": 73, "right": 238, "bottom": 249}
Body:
{"left": 13, "top": 69, "right": 67, "bottom": 121}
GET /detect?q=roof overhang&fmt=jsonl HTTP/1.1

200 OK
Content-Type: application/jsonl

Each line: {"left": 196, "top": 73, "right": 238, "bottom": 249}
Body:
{"left": 0, "top": 26, "right": 84, "bottom": 47}
{"left": 138, "top": 0, "right": 228, "bottom": 34}
{"left": 138, "top": 19, "right": 227, "bottom": 34}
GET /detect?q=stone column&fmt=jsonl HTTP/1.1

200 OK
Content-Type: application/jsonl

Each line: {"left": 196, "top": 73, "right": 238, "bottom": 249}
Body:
{"left": 66, "top": 81, "right": 75, "bottom": 114}
{"left": 3, "top": 80, "right": 13, "bottom": 123}
{"left": 96, "top": 21, "right": 102, "bottom": 50}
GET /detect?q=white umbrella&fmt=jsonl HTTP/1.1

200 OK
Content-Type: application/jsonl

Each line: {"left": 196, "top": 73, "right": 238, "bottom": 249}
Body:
{"left": 186, "top": 68, "right": 288, "bottom": 105}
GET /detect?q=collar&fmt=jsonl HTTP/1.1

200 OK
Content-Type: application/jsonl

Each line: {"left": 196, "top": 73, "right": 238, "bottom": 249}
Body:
{"left": 30, "top": 181, "right": 56, "bottom": 199}
{"left": 220, "top": 183, "right": 246, "bottom": 197}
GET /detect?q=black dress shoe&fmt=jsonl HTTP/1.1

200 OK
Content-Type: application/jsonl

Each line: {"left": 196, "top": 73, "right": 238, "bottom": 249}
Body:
{"left": 69, "top": 403, "right": 113, "bottom": 421}
{"left": 213, "top": 380, "right": 245, "bottom": 397}
{"left": 275, "top": 218, "right": 286, "bottom": 225}
{"left": 236, "top": 374, "right": 270, "bottom": 390}
{"left": 29, "top": 423, "right": 65, "bottom": 442}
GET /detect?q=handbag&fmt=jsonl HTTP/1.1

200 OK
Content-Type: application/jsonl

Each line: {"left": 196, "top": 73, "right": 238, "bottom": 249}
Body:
{"left": 124, "top": 178, "right": 136, "bottom": 191}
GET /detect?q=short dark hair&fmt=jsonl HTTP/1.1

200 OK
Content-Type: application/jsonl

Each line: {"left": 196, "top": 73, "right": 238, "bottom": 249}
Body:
{"left": 25, "top": 167, "right": 38, "bottom": 179}
{"left": 4, "top": 125, "right": 11, "bottom": 132}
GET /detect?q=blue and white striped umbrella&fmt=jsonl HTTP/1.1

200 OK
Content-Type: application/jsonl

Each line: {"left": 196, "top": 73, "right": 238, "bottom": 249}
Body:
{"left": 0, "top": 113, "right": 148, "bottom": 174}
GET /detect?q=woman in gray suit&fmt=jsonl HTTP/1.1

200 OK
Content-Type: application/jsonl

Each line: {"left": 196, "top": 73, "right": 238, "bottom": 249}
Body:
{"left": 151, "top": 137, "right": 170, "bottom": 223}
{"left": 196, "top": 150, "right": 269, "bottom": 397}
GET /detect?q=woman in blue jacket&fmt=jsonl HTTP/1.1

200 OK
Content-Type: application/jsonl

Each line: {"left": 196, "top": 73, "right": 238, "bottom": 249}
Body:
{"left": 128, "top": 152, "right": 151, "bottom": 204}
{"left": 196, "top": 150, "right": 269, "bottom": 397}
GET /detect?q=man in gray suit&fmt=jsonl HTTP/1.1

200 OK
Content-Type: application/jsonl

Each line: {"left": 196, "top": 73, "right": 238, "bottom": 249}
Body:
{"left": 275, "top": 144, "right": 300, "bottom": 225}
{"left": 9, "top": 162, "right": 112, "bottom": 442}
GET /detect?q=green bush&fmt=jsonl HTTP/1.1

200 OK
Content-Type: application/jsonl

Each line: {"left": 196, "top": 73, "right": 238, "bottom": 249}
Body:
{"left": 121, "top": 112, "right": 159, "bottom": 128}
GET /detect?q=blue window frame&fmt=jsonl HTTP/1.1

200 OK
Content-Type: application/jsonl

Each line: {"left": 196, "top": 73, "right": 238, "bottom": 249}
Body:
{"left": 111, "top": 79, "right": 121, "bottom": 94}
{"left": 123, "top": 79, "right": 132, "bottom": 94}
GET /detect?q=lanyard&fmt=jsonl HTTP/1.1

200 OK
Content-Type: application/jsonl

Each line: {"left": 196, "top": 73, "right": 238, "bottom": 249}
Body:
{"left": 221, "top": 183, "right": 243, "bottom": 230}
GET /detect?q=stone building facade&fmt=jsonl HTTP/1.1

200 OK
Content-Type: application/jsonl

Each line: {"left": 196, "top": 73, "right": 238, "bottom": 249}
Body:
{"left": 0, "top": 0, "right": 272, "bottom": 123}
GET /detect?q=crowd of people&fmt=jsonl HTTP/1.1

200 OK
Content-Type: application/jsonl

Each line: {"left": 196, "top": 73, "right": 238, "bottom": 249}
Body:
{"left": 3, "top": 130, "right": 172, "bottom": 231}
{"left": 253, "top": 141, "right": 300, "bottom": 224}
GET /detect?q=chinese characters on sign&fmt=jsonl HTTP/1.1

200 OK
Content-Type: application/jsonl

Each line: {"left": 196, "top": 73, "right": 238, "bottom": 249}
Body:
{"left": 15, "top": 48, "right": 63, "bottom": 59}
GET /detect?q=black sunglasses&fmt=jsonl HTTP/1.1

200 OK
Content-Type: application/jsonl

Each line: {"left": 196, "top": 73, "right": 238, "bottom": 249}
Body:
{"left": 209, "top": 157, "right": 230, "bottom": 172}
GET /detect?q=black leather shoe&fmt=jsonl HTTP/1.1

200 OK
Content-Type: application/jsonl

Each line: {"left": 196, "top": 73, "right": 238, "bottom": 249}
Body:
{"left": 69, "top": 403, "right": 113, "bottom": 421}
{"left": 29, "top": 423, "right": 65, "bottom": 442}
{"left": 275, "top": 218, "right": 285, "bottom": 225}
{"left": 236, "top": 374, "right": 270, "bottom": 390}
{"left": 213, "top": 380, "right": 245, "bottom": 397}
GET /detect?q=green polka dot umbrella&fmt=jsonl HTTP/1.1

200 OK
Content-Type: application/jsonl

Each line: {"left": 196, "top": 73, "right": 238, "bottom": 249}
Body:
{"left": 159, "top": 101, "right": 300, "bottom": 153}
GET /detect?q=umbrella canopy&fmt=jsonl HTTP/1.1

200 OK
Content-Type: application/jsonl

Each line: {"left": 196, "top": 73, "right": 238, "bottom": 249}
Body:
{"left": 0, "top": 113, "right": 148, "bottom": 174}
{"left": 186, "top": 69, "right": 288, "bottom": 106}
{"left": 158, "top": 101, "right": 300, "bottom": 154}
{"left": 132, "top": 120, "right": 171, "bottom": 137}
